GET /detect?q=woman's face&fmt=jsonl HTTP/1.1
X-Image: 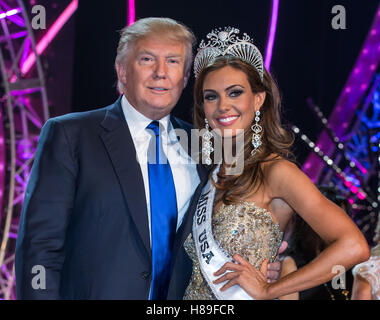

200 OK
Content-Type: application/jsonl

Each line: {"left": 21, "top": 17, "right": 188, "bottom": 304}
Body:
{"left": 202, "top": 66, "right": 265, "bottom": 137}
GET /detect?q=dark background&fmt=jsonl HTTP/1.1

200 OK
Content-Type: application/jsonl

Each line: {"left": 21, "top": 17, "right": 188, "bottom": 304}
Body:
{"left": 39, "top": 0, "right": 379, "bottom": 164}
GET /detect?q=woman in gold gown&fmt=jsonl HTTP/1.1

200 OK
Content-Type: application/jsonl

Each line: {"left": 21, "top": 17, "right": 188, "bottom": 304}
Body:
{"left": 183, "top": 27, "right": 369, "bottom": 300}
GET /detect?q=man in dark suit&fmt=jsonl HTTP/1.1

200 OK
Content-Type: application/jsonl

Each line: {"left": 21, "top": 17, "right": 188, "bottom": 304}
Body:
{"left": 15, "top": 17, "right": 282, "bottom": 300}
{"left": 15, "top": 17, "right": 207, "bottom": 299}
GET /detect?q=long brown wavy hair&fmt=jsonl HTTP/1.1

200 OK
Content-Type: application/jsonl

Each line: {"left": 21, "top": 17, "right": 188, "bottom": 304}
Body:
{"left": 193, "top": 56, "right": 295, "bottom": 204}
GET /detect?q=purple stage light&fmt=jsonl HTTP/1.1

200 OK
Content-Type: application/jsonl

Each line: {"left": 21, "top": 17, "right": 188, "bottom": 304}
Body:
{"left": 0, "top": 30, "right": 27, "bottom": 42}
{"left": 7, "top": 233, "right": 17, "bottom": 239}
{"left": 20, "top": 37, "right": 30, "bottom": 69}
{"left": 0, "top": 110, "right": 4, "bottom": 222}
{"left": 303, "top": 3, "right": 380, "bottom": 181}
{"left": 21, "top": 0, "right": 78, "bottom": 75}
{"left": 265, "top": 0, "right": 279, "bottom": 71}
{"left": 0, "top": 0, "right": 51, "bottom": 300}
{"left": 0, "top": 0, "right": 24, "bottom": 26}
{"left": 0, "top": 7, "right": 21, "bottom": 20}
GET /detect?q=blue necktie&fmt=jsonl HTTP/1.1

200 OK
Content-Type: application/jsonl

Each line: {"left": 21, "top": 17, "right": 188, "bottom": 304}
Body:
{"left": 147, "top": 121, "right": 178, "bottom": 300}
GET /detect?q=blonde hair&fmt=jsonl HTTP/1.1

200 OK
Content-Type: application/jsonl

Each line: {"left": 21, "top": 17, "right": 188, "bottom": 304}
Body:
{"left": 115, "top": 17, "right": 196, "bottom": 92}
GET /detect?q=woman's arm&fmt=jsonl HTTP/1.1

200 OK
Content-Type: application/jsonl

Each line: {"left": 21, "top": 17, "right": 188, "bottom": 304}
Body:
{"left": 213, "top": 160, "right": 370, "bottom": 299}
{"left": 264, "top": 160, "right": 369, "bottom": 299}
{"left": 278, "top": 256, "right": 299, "bottom": 300}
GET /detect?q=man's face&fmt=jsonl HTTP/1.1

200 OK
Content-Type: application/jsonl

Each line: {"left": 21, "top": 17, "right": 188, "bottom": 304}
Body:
{"left": 117, "top": 36, "right": 188, "bottom": 120}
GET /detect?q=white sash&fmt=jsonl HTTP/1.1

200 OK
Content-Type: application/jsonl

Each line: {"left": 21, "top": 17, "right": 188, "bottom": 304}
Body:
{"left": 192, "top": 168, "right": 254, "bottom": 300}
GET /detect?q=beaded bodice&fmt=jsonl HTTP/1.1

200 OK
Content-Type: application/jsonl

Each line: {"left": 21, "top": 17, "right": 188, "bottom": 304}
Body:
{"left": 352, "top": 255, "right": 380, "bottom": 300}
{"left": 183, "top": 201, "right": 283, "bottom": 300}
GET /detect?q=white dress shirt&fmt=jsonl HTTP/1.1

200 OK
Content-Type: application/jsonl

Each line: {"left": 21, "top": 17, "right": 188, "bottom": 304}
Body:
{"left": 121, "top": 95, "right": 200, "bottom": 243}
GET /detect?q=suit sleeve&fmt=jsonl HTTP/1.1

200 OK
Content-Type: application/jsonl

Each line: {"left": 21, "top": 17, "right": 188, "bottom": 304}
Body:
{"left": 15, "top": 118, "right": 77, "bottom": 299}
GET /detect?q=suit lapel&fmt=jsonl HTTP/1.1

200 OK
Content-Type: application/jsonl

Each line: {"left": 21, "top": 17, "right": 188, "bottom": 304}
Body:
{"left": 99, "top": 97, "right": 151, "bottom": 258}
{"left": 99, "top": 105, "right": 210, "bottom": 262}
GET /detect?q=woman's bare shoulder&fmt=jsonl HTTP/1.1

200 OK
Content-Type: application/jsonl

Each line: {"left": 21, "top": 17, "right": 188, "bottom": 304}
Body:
{"left": 261, "top": 155, "right": 312, "bottom": 199}
{"left": 262, "top": 155, "right": 300, "bottom": 181}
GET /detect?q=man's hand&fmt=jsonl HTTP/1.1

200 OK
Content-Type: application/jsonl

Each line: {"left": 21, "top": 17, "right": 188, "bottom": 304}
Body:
{"left": 266, "top": 241, "right": 288, "bottom": 283}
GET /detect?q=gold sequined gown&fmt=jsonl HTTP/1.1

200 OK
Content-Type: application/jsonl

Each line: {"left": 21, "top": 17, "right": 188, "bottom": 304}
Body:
{"left": 352, "top": 255, "right": 380, "bottom": 300}
{"left": 183, "top": 201, "right": 283, "bottom": 300}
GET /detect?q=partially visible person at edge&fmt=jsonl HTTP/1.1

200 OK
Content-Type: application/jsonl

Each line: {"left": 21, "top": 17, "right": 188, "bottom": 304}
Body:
{"left": 182, "top": 26, "right": 370, "bottom": 300}
{"left": 15, "top": 18, "right": 283, "bottom": 300}
{"left": 351, "top": 216, "right": 380, "bottom": 300}
{"left": 278, "top": 187, "right": 354, "bottom": 300}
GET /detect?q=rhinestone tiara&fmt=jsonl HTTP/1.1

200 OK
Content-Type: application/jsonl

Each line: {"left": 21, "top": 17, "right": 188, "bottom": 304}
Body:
{"left": 193, "top": 27, "right": 264, "bottom": 80}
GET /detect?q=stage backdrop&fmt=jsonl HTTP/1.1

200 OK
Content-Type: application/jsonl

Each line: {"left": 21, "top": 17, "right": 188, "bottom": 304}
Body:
{"left": 70, "top": 0, "right": 379, "bottom": 164}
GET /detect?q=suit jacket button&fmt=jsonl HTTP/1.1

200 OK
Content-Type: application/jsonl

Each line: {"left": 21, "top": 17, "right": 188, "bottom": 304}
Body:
{"left": 141, "top": 271, "right": 150, "bottom": 280}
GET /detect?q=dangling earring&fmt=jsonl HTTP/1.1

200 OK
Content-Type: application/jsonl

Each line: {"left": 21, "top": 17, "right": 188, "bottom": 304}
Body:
{"left": 202, "top": 118, "right": 213, "bottom": 165}
{"left": 251, "top": 110, "right": 262, "bottom": 156}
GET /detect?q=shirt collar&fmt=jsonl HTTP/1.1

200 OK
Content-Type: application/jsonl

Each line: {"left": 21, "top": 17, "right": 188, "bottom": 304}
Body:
{"left": 121, "top": 95, "right": 172, "bottom": 139}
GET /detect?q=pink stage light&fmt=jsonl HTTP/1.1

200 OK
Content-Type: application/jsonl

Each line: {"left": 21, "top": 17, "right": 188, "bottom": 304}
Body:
{"left": 127, "top": 0, "right": 135, "bottom": 26}
{"left": 353, "top": 159, "right": 368, "bottom": 175}
{"left": 21, "top": 0, "right": 78, "bottom": 75}
{"left": 344, "top": 180, "right": 352, "bottom": 188}
{"left": 350, "top": 185, "right": 358, "bottom": 194}
{"left": 357, "top": 192, "right": 366, "bottom": 200}
{"left": 264, "top": 0, "right": 279, "bottom": 71}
